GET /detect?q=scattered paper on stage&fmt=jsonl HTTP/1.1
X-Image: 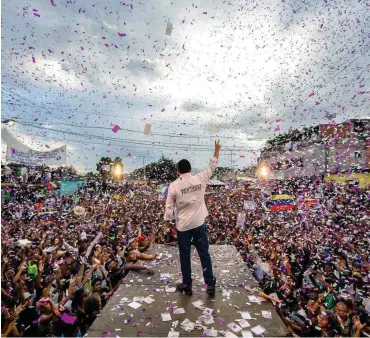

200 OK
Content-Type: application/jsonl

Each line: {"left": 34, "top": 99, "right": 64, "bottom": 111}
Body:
{"left": 227, "top": 322, "right": 243, "bottom": 333}
{"left": 192, "top": 299, "right": 205, "bottom": 310}
{"left": 168, "top": 330, "right": 179, "bottom": 338}
{"left": 165, "top": 287, "right": 176, "bottom": 293}
{"left": 204, "top": 328, "right": 218, "bottom": 337}
{"left": 201, "top": 314, "right": 215, "bottom": 325}
{"left": 161, "top": 313, "right": 172, "bottom": 322}
{"left": 242, "top": 330, "right": 254, "bottom": 337}
{"left": 241, "top": 312, "right": 252, "bottom": 320}
{"left": 203, "top": 307, "right": 214, "bottom": 316}
{"left": 128, "top": 301, "right": 141, "bottom": 309}
{"left": 262, "top": 310, "right": 272, "bottom": 319}
{"left": 181, "top": 319, "right": 195, "bottom": 332}
{"left": 251, "top": 325, "right": 266, "bottom": 335}
{"left": 143, "top": 296, "right": 155, "bottom": 304}
{"left": 237, "top": 319, "right": 251, "bottom": 328}
{"left": 173, "top": 307, "right": 185, "bottom": 314}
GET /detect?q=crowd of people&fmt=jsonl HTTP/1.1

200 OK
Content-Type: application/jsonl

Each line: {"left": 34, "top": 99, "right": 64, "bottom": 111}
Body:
{"left": 1, "top": 171, "right": 369, "bottom": 337}
{"left": 1, "top": 165, "right": 78, "bottom": 184}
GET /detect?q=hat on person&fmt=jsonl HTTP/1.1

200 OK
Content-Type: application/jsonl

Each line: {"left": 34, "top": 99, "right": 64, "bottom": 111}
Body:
{"left": 80, "top": 231, "right": 87, "bottom": 240}
{"left": 24, "top": 292, "right": 32, "bottom": 300}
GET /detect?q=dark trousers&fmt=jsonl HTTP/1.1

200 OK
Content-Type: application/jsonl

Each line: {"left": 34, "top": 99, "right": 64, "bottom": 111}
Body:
{"left": 177, "top": 224, "right": 215, "bottom": 287}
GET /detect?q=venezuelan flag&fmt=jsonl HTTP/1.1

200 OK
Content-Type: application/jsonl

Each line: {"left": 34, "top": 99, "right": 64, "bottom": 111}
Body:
{"left": 38, "top": 211, "right": 58, "bottom": 220}
{"left": 268, "top": 195, "right": 295, "bottom": 211}
{"left": 204, "top": 192, "right": 214, "bottom": 200}
{"left": 46, "top": 182, "right": 58, "bottom": 191}
{"left": 298, "top": 198, "right": 318, "bottom": 207}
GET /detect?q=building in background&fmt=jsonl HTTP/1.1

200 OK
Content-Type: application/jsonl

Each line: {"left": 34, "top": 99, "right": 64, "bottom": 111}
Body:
{"left": 257, "top": 119, "right": 370, "bottom": 181}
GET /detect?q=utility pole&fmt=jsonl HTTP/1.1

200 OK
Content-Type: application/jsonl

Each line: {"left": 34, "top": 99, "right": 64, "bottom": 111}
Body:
{"left": 230, "top": 151, "right": 234, "bottom": 170}
{"left": 139, "top": 156, "right": 148, "bottom": 180}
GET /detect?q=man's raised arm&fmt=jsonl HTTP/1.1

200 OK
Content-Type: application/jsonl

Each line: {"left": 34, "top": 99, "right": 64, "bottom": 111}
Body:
{"left": 164, "top": 184, "right": 175, "bottom": 223}
{"left": 196, "top": 140, "right": 221, "bottom": 185}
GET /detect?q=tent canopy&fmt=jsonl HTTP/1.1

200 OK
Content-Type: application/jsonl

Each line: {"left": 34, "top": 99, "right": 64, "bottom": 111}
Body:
{"left": 1, "top": 127, "right": 32, "bottom": 152}
{"left": 208, "top": 179, "right": 226, "bottom": 186}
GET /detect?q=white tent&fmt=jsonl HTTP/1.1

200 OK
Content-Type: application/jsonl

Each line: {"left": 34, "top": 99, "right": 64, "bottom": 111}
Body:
{"left": 1, "top": 127, "right": 67, "bottom": 166}
{"left": 208, "top": 179, "right": 226, "bottom": 186}
{"left": 1, "top": 127, "right": 32, "bottom": 152}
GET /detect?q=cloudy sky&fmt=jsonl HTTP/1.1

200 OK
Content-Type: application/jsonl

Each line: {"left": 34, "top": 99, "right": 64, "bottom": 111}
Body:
{"left": 1, "top": 0, "right": 369, "bottom": 173}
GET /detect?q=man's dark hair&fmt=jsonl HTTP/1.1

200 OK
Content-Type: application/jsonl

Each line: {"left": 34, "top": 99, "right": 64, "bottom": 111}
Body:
{"left": 177, "top": 159, "right": 191, "bottom": 174}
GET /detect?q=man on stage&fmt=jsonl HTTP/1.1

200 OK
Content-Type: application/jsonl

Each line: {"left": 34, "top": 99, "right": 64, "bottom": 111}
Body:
{"left": 164, "top": 140, "right": 221, "bottom": 297}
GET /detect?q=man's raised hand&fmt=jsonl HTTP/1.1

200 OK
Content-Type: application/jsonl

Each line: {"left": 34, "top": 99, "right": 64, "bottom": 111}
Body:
{"left": 215, "top": 139, "right": 221, "bottom": 152}
{"left": 214, "top": 139, "right": 221, "bottom": 159}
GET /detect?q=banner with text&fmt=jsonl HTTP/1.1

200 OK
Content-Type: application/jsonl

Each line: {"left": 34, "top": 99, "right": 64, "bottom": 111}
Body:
{"left": 6, "top": 145, "right": 67, "bottom": 166}
{"left": 59, "top": 180, "right": 85, "bottom": 196}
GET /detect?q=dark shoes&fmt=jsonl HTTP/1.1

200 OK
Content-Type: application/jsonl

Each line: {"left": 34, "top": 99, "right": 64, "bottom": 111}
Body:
{"left": 176, "top": 279, "right": 216, "bottom": 297}
{"left": 207, "top": 278, "right": 216, "bottom": 297}
{"left": 176, "top": 283, "right": 193, "bottom": 296}
{"left": 207, "top": 285, "right": 216, "bottom": 297}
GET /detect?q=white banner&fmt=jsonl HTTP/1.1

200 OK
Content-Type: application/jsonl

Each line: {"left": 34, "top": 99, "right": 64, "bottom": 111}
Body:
{"left": 244, "top": 200, "right": 257, "bottom": 211}
{"left": 6, "top": 145, "right": 67, "bottom": 166}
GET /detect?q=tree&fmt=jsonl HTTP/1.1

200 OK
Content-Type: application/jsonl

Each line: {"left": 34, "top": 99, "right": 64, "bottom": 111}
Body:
{"left": 96, "top": 157, "right": 113, "bottom": 179}
{"left": 131, "top": 156, "right": 177, "bottom": 182}
{"left": 212, "top": 167, "right": 233, "bottom": 180}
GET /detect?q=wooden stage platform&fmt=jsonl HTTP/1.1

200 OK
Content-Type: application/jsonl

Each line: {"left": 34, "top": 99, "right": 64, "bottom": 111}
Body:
{"left": 87, "top": 245, "right": 287, "bottom": 337}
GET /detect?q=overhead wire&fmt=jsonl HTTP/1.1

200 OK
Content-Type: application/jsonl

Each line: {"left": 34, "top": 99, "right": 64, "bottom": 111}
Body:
{"left": 13, "top": 121, "right": 261, "bottom": 152}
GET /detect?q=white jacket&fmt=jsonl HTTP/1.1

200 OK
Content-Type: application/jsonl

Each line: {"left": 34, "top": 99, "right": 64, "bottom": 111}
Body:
{"left": 164, "top": 157, "right": 218, "bottom": 232}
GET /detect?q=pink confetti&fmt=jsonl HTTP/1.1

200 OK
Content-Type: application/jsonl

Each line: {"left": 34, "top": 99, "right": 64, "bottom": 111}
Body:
{"left": 34, "top": 12, "right": 40, "bottom": 17}
{"left": 114, "top": 45, "right": 118, "bottom": 49}
{"left": 130, "top": 4, "right": 133, "bottom": 9}
{"left": 118, "top": 33, "right": 126, "bottom": 37}
{"left": 50, "top": 0, "right": 56, "bottom": 6}
{"left": 45, "top": 144, "right": 50, "bottom": 149}
{"left": 161, "top": 108, "right": 165, "bottom": 112}
{"left": 104, "top": 43, "right": 109, "bottom": 47}
{"left": 112, "top": 125, "right": 121, "bottom": 133}
{"left": 315, "top": 101, "right": 321, "bottom": 106}
{"left": 202, "top": 11, "right": 207, "bottom": 14}
{"left": 308, "top": 92, "right": 315, "bottom": 97}
{"left": 32, "top": 56, "right": 36, "bottom": 63}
